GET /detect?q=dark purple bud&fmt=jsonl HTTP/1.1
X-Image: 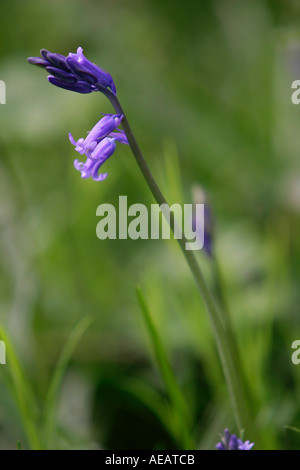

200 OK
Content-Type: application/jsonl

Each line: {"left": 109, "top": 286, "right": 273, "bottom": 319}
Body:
{"left": 44, "top": 52, "right": 72, "bottom": 72}
{"left": 28, "top": 46, "right": 117, "bottom": 96}
{"left": 66, "top": 47, "right": 117, "bottom": 95}
{"left": 67, "top": 68, "right": 99, "bottom": 85}
{"left": 47, "top": 76, "right": 94, "bottom": 94}
{"left": 46, "top": 66, "right": 78, "bottom": 84}
{"left": 27, "top": 57, "right": 50, "bottom": 67}
{"left": 40, "top": 49, "right": 50, "bottom": 60}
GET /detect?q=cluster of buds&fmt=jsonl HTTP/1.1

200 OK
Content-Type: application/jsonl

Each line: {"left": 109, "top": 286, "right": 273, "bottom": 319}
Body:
{"left": 28, "top": 47, "right": 116, "bottom": 95}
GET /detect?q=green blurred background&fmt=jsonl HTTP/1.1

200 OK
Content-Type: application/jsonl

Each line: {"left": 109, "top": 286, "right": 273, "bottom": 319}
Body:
{"left": 0, "top": 0, "right": 300, "bottom": 450}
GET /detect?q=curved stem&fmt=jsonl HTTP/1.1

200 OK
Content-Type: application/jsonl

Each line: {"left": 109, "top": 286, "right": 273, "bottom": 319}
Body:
{"left": 102, "top": 88, "right": 251, "bottom": 437}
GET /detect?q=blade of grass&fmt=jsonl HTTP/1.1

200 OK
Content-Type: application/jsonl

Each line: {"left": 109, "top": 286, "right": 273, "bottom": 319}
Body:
{"left": 43, "top": 315, "right": 92, "bottom": 449}
{"left": 284, "top": 425, "right": 300, "bottom": 434}
{"left": 136, "top": 287, "right": 194, "bottom": 450}
{"left": 120, "top": 377, "right": 176, "bottom": 441}
{"left": 0, "top": 322, "right": 42, "bottom": 450}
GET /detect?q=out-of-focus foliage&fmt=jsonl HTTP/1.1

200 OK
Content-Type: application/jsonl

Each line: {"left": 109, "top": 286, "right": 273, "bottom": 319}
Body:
{"left": 0, "top": 0, "right": 300, "bottom": 450}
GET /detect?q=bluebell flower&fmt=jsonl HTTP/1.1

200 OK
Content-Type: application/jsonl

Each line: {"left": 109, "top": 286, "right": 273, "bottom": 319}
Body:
{"left": 216, "top": 429, "right": 254, "bottom": 450}
{"left": 70, "top": 114, "right": 128, "bottom": 181}
{"left": 28, "top": 47, "right": 116, "bottom": 95}
{"left": 69, "top": 114, "right": 124, "bottom": 156}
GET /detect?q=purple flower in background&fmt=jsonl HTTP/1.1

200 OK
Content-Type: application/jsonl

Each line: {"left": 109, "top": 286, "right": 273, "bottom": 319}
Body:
{"left": 70, "top": 114, "right": 128, "bottom": 181}
{"left": 192, "top": 185, "right": 214, "bottom": 257}
{"left": 216, "top": 429, "right": 254, "bottom": 450}
{"left": 28, "top": 47, "right": 116, "bottom": 95}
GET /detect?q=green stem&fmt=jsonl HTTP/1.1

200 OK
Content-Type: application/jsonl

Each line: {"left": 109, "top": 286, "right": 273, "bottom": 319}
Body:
{"left": 102, "top": 89, "right": 251, "bottom": 437}
{"left": 212, "top": 255, "right": 256, "bottom": 433}
{"left": 212, "top": 254, "right": 240, "bottom": 363}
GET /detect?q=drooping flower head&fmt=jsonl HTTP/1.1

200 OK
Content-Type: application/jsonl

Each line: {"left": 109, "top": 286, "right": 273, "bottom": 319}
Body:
{"left": 28, "top": 47, "right": 116, "bottom": 95}
{"left": 70, "top": 114, "right": 128, "bottom": 181}
{"left": 28, "top": 47, "right": 124, "bottom": 181}
{"left": 216, "top": 429, "right": 254, "bottom": 450}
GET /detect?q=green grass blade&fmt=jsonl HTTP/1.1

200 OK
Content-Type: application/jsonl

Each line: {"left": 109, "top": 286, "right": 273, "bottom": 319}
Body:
{"left": 136, "top": 287, "right": 194, "bottom": 449}
{"left": 285, "top": 425, "right": 300, "bottom": 435}
{"left": 0, "top": 323, "right": 42, "bottom": 450}
{"left": 43, "top": 315, "right": 92, "bottom": 449}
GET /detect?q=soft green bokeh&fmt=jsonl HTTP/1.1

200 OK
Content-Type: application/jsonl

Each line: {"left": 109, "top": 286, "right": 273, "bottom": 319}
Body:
{"left": 0, "top": 0, "right": 300, "bottom": 450}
